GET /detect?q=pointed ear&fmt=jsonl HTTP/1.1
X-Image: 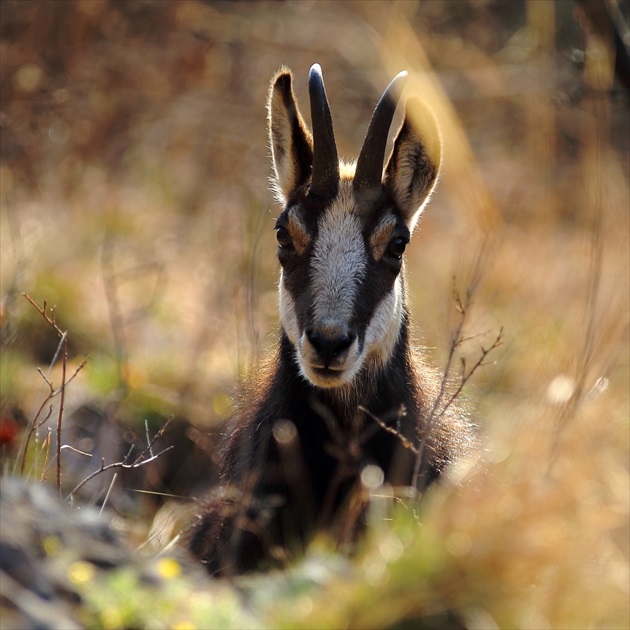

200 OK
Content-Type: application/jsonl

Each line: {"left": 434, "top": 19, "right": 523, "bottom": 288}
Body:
{"left": 383, "top": 99, "right": 442, "bottom": 233}
{"left": 267, "top": 68, "right": 314, "bottom": 204}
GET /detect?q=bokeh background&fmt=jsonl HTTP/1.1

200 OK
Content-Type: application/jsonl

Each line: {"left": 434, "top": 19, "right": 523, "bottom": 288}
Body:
{"left": 1, "top": 1, "right": 629, "bottom": 628}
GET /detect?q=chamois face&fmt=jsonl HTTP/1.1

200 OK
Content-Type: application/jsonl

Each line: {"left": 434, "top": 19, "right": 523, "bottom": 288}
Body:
{"left": 268, "top": 64, "right": 441, "bottom": 390}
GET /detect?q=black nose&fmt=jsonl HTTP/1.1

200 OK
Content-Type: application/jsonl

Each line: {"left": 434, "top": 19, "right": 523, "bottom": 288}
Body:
{"left": 306, "top": 329, "right": 356, "bottom": 366}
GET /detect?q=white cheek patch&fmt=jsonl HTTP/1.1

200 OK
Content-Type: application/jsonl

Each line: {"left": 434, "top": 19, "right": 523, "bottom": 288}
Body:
{"left": 279, "top": 273, "right": 301, "bottom": 345}
{"left": 310, "top": 191, "right": 367, "bottom": 324}
{"left": 364, "top": 275, "right": 403, "bottom": 366}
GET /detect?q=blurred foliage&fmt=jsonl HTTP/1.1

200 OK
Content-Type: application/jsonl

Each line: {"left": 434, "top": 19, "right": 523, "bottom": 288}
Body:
{"left": 1, "top": 0, "right": 629, "bottom": 628}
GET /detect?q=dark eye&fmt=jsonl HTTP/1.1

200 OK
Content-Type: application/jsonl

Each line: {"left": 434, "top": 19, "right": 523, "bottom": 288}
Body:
{"left": 386, "top": 236, "right": 408, "bottom": 260}
{"left": 276, "top": 226, "right": 294, "bottom": 250}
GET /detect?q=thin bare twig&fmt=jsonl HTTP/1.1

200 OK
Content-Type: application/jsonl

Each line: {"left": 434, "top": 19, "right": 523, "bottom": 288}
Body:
{"left": 358, "top": 262, "right": 501, "bottom": 494}
{"left": 22, "top": 294, "right": 63, "bottom": 335}
{"left": 36, "top": 368, "right": 53, "bottom": 390}
{"left": 100, "top": 472, "right": 119, "bottom": 516}
{"left": 59, "top": 444, "right": 93, "bottom": 458}
{"left": 66, "top": 418, "right": 173, "bottom": 502}
{"left": 358, "top": 405, "right": 418, "bottom": 454}
{"left": 16, "top": 296, "right": 88, "bottom": 482}
{"left": 18, "top": 358, "right": 88, "bottom": 476}
{"left": 412, "top": 246, "right": 502, "bottom": 490}
{"left": 39, "top": 430, "right": 52, "bottom": 483}
{"left": 437, "top": 327, "right": 504, "bottom": 419}
{"left": 67, "top": 449, "right": 173, "bottom": 502}
{"left": 56, "top": 333, "right": 68, "bottom": 496}
{"left": 144, "top": 419, "right": 154, "bottom": 459}
{"left": 413, "top": 278, "right": 474, "bottom": 487}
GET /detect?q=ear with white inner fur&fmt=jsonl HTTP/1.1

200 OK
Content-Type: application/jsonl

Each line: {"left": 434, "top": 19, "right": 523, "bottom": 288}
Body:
{"left": 267, "top": 69, "right": 314, "bottom": 204}
{"left": 383, "top": 98, "right": 442, "bottom": 233}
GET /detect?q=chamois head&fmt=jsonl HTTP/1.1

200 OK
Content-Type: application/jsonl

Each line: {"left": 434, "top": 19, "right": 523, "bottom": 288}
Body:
{"left": 268, "top": 64, "right": 441, "bottom": 390}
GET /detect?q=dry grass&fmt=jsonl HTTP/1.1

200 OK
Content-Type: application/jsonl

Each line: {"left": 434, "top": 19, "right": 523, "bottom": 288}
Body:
{"left": 1, "top": 1, "right": 628, "bottom": 628}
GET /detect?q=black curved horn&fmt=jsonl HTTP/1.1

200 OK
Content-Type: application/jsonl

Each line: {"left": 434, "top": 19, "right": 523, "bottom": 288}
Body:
{"left": 354, "top": 71, "right": 408, "bottom": 196}
{"left": 308, "top": 64, "right": 339, "bottom": 198}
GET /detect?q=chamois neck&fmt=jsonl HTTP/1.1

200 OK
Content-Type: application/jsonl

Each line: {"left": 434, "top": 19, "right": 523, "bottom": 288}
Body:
{"left": 278, "top": 304, "right": 414, "bottom": 426}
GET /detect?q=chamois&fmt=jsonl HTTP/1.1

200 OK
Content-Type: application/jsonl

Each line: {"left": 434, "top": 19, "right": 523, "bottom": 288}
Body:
{"left": 188, "top": 64, "right": 475, "bottom": 576}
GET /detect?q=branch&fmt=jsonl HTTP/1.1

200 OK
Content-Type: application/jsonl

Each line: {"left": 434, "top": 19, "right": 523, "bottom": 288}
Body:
{"left": 17, "top": 355, "right": 88, "bottom": 476}
{"left": 359, "top": 405, "right": 418, "bottom": 454}
{"left": 16, "top": 295, "right": 89, "bottom": 492}
{"left": 22, "top": 294, "right": 64, "bottom": 338}
{"left": 412, "top": 244, "right": 502, "bottom": 490}
{"left": 66, "top": 418, "right": 173, "bottom": 502}
{"left": 56, "top": 333, "right": 67, "bottom": 495}
{"left": 437, "top": 327, "right": 504, "bottom": 419}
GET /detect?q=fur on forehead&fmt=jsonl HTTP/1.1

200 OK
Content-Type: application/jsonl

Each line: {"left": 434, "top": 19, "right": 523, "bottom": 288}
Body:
{"left": 285, "top": 168, "right": 410, "bottom": 235}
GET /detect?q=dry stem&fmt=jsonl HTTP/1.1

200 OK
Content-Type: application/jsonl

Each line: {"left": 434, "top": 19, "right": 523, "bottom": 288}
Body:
{"left": 412, "top": 266, "right": 502, "bottom": 489}
{"left": 66, "top": 418, "right": 173, "bottom": 502}
{"left": 16, "top": 295, "right": 88, "bottom": 496}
